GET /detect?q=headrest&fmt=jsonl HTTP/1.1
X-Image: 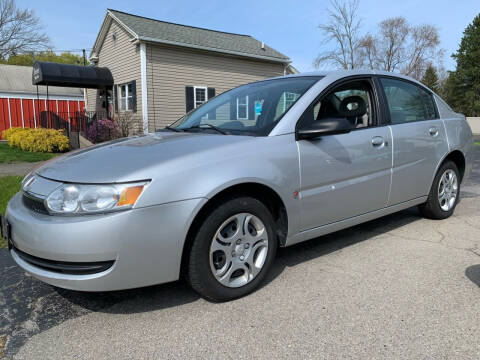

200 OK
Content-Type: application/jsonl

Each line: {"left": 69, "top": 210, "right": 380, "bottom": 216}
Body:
{"left": 338, "top": 96, "right": 367, "bottom": 118}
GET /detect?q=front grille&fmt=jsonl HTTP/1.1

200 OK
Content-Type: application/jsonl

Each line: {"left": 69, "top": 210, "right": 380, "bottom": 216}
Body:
{"left": 13, "top": 246, "right": 115, "bottom": 275}
{"left": 22, "top": 193, "right": 49, "bottom": 215}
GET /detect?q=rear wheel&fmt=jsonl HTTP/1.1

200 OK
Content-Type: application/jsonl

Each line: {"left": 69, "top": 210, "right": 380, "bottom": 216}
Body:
{"left": 418, "top": 160, "right": 460, "bottom": 219}
{"left": 187, "top": 196, "right": 277, "bottom": 302}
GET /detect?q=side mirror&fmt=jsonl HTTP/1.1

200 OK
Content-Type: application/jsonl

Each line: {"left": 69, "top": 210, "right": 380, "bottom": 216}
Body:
{"left": 296, "top": 117, "right": 354, "bottom": 140}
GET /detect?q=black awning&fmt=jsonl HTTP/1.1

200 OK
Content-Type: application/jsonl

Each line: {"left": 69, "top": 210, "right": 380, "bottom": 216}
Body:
{"left": 32, "top": 61, "right": 113, "bottom": 89}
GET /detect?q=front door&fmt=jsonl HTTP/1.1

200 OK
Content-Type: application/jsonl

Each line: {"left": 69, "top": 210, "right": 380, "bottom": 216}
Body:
{"left": 297, "top": 78, "right": 392, "bottom": 231}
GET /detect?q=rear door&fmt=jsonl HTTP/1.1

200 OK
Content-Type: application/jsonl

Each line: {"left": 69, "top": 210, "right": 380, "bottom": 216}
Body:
{"left": 297, "top": 77, "right": 392, "bottom": 230}
{"left": 377, "top": 77, "right": 448, "bottom": 205}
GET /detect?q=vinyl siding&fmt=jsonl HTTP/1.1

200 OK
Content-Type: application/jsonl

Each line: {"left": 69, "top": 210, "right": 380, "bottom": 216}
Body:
{"left": 145, "top": 43, "right": 286, "bottom": 130}
{"left": 88, "top": 20, "right": 143, "bottom": 134}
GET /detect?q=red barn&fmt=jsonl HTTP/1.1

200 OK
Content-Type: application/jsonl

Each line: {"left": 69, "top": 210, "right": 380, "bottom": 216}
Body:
{"left": 0, "top": 64, "right": 85, "bottom": 137}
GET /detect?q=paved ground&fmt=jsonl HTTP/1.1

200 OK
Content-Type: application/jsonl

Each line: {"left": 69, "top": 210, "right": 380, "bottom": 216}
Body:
{"left": 0, "top": 162, "right": 42, "bottom": 177}
{"left": 1, "top": 147, "right": 479, "bottom": 359}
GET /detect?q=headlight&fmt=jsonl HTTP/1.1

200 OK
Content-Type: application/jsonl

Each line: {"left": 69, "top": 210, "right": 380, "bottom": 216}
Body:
{"left": 45, "top": 181, "right": 149, "bottom": 215}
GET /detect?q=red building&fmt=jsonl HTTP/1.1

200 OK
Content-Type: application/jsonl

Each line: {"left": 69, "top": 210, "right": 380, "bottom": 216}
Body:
{"left": 0, "top": 64, "right": 85, "bottom": 137}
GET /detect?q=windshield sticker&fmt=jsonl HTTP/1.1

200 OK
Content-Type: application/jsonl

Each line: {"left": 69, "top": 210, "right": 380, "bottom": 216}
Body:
{"left": 254, "top": 100, "right": 263, "bottom": 115}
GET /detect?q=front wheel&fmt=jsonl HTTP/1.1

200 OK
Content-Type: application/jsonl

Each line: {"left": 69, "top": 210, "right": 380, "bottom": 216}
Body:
{"left": 418, "top": 160, "right": 460, "bottom": 219}
{"left": 187, "top": 196, "right": 277, "bottom": 302}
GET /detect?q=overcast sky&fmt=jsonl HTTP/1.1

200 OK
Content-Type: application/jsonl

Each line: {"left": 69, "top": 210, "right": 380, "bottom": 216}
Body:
{"left": 19, "top": 0, "right": 480, "bottom": 72}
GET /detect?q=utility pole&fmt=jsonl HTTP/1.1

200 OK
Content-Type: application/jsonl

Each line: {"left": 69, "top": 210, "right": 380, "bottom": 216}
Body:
{"left": 83, "top": 49, "right": 87, "bottom": 113}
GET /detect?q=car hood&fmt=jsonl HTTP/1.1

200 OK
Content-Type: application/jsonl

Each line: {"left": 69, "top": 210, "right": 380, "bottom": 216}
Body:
{"left": 36, "top": 132, "right": 253, "bottom": 183}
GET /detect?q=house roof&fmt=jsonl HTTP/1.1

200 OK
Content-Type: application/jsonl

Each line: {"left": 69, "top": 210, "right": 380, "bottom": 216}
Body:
{"left": 92, "top": 9, "right": 290, "bottom": 64}
{"left": 0, "top": 64, "right": 84, "bottom": 97}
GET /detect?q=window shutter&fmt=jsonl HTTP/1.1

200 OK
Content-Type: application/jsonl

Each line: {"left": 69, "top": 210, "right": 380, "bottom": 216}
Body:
{"left": 230, "top": 98, "right": 237, "bottom": 120}
{"left": 114, "top": 85, "right": 118, "bottom": 113}
{"left": 185, "top": 86, "right": 194, "bottom": 113}
{"left": 206, "top": 88, "right": 216, "bottom": 119}
{"left": 207, "top": 87, "right": 215, "bottom": 100}
{"left": 131, "top": 80, "right": 137, "bottom": 112}
{"left": 248, "top": 97, "right": 255, "bottom": 120}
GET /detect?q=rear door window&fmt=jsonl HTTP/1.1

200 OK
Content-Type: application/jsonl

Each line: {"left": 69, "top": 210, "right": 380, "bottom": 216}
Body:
{"left": 379, "top": 78, "right": 437, "bottom": 124}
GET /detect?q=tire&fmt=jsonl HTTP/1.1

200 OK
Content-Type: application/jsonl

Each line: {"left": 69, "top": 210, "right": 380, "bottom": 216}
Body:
{"left": 418, "top": 160, "right": 460, "bottom": 220}
{"left": 187, "top": 196, "right": 278, "bottom": 302}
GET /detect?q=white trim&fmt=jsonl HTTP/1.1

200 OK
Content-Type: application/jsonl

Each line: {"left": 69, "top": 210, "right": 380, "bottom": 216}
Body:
{"left": 7, "top": 98, "right": 11, "bottom": 127}
{"left": 91, "top": 11, "right": 139, "bottom": 60}
{"left": 56, "top": 100, "right": 59, "bottom": 115}
{"left": 33, "top": 99, "right": 36, "bottom": 128}
{"left": 67, "top": 100, "right": 70, "bottom": 122}
{"left": 140, "top": 42, "right": 149, "bottom": 134}
{"left": 107, "top": 11, "right": 139, "bottom": 39}
{"left": 20, "top": 99, "right": 24, "bottom": 127}
{"left": 236, "top": 95, "right": 249, "bottom": 120}
{"left": 0, "top": 92, "right": 83, "bottom": 101}
{"left": 193, "top": 86, "right": 208, "bottom": 108}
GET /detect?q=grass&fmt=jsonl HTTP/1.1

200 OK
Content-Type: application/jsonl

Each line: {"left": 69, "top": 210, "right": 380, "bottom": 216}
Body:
{"left": 0, "top": 176, "right": 22, "bottom": 248}
{"left": 475, "top": 142, "right": 480, "bottom": 146}
{"left": 0, "top": 143, "right": 59, "bottom": 163}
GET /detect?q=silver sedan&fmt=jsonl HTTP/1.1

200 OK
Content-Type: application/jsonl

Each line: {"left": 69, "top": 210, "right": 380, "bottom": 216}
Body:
{"left": 3, "top": 70, "right": 474, "bottom": 301}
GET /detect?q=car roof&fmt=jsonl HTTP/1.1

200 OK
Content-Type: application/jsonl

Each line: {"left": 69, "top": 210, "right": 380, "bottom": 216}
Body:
{"left": 277, "top": 69, "right": 428, "bottom": 89}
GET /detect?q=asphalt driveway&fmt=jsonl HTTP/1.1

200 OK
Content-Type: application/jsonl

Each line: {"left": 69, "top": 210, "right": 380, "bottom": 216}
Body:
{"left": 1, "top": 147, "right": 479, "bottom": 359}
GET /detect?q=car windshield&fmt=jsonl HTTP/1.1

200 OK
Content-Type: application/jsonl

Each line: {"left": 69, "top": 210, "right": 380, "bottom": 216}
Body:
{"left": 168, "top": 76, "right": 321, "bottom": 136}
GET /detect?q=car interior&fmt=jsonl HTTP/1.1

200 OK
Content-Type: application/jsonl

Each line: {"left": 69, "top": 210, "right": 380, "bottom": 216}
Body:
{"left": 300, "top": 81, "right": 373, "bottom": 130}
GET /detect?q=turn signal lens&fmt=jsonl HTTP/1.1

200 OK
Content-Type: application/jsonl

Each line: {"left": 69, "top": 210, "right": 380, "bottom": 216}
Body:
{"left": 118, "top": 186, "right": 145, "bottom": 207}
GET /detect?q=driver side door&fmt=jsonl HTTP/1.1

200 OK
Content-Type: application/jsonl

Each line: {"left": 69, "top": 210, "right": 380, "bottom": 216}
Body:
{"left": 297, "top": 77, "right": 392, "bottom": 230}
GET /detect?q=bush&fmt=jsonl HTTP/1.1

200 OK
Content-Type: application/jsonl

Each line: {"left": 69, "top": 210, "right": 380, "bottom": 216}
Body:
{"left": 2, "top": 127, "right": 70, "bottom": 153}
{"left": 86, "top": 118, "right": 119, "bottom": 143}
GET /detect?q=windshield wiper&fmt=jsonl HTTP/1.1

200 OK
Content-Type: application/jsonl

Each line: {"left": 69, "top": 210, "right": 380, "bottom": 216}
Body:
{"left": 183, "top": 124, "right": 229, "bottom": 135}
{"left": 164, "top": 126, "right": 183, "bottom": 132}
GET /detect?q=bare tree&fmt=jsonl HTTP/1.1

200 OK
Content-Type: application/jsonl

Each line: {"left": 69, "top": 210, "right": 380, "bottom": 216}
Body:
{"left": 357, "top": 16, "right": 441, "bottom": 79}
{"left": 314, "top": 0, "right": 362, "bottom": 70}
{"left": 358, "top": 34, "right": 377, "bottom": 69}
{"left": 403, "top": 24, "right": 441, "bottom": 79}
{"left": 0, "top": 0, "right": 50, "bottom": 60}
{"left": 376, "top": 17, "right": 409, "bottom": 72}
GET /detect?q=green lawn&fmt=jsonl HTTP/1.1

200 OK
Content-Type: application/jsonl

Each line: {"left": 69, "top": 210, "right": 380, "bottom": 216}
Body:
{"left": 0, "top": 176, "right": 22, "bottom": 248}
{"left": 475, "top": 142, "right": 480, "bottom": 146}
{"left": 0, "top": 143, "right": 59, "bottom": 163}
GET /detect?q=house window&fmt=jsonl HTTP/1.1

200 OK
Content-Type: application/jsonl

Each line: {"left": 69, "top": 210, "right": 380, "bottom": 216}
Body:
{"left": 194, "top": 86, "right": 207, "bottom": 108}
{"left": 185, "top": 86, "right": 215, "bottom": 113}
{"left": 119, "top": 83, "right": 134, "bottom": 111}
{"left": 236, "top": 96, "right": 249, "bottom": 120}
{"left": 283, "top": 92, "right": 299, "bottom": 112}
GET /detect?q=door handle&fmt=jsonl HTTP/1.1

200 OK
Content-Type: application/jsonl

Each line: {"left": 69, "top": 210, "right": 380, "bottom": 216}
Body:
{"left": 428, "top": 127, "right": 438, "bottom": 136}
{"left": 371, "top": 136, "right": 385, "bottom": 147}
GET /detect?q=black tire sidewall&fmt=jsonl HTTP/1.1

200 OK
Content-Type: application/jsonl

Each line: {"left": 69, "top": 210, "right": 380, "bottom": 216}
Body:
{"left": 428, "top": 161, "right": 460, "bottom": 218}
{"left": 188, "top": 196, "right": 278, "bottom": 301}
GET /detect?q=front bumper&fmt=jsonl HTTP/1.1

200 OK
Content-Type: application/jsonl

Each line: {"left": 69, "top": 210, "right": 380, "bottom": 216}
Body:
{"left": 5, "top": 192, "right": 206, "bottom": 291}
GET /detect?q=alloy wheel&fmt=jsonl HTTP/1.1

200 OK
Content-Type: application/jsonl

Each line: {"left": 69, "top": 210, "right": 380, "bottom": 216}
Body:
{"left": 438, "top": 169, "right": 458, "bottom": 211}
{"left": 209, "top": 213, "right": 269, "bottom": 288}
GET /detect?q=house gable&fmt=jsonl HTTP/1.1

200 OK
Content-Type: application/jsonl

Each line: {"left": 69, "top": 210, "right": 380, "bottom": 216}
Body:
{"left": 87, "top": 16, "right": 143, "bottom": 134}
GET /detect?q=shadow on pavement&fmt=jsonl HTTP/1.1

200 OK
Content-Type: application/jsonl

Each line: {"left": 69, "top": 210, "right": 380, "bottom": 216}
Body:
{"left": 465, "top": 264, "right": 480, "bottom": 287}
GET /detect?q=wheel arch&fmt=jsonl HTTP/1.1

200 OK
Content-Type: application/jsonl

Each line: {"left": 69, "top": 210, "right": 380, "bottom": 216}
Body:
{"left": 179, "top": 182, "right": 289, "bottom": 278}
{"left": 439, "top": 149, "right": 466, "bottom": 182}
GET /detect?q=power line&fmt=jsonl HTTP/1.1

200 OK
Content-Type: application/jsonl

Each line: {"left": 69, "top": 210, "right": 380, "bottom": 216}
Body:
{"left": 15, "top": 48, "right": 92, "bottom": 54}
